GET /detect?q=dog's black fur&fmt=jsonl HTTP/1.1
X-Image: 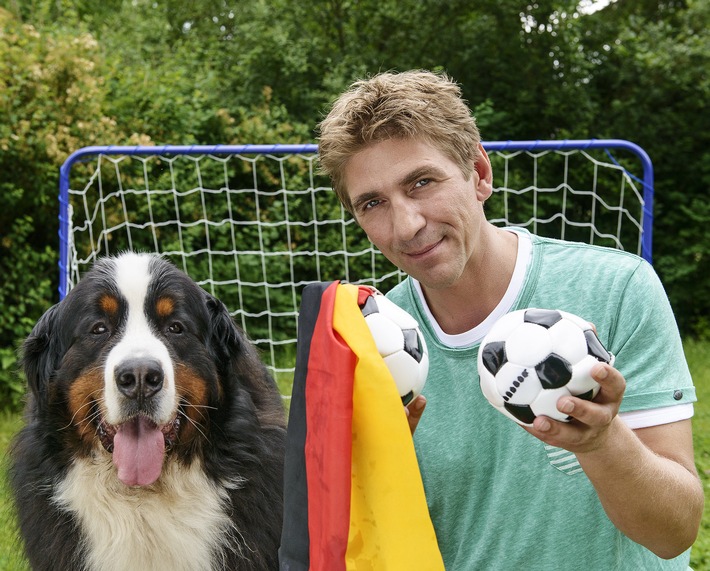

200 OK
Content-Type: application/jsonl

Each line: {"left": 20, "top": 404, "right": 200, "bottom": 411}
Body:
{"left": 9, "top": 253, "right": 286, "bottom": 570}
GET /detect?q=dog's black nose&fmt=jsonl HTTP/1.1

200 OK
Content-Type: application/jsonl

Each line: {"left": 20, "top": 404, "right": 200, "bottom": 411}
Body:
{"left": 115, "top": 358, "right": 164, "bottom": 402}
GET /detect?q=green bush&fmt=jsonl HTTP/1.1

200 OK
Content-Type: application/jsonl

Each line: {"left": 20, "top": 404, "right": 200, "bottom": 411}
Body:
{"left": 0, "top": 218, "right": 56, "bottom": 411}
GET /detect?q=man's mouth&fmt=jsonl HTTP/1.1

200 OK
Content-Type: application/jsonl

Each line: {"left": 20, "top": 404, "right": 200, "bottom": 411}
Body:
{"left": 405, "top": 238, "right": 443, "bottom": 258}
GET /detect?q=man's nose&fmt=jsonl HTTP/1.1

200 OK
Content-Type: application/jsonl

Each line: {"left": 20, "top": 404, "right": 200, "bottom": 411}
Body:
{"left": 391, "top": 198, "right": 426, "bottom": 242}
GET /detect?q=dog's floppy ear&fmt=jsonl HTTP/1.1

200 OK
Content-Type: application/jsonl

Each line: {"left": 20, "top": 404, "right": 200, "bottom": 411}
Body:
{"left": 203, "top": 291, "right": 286, "bottom": 427}
{"left": 204, "top": 292, "right": 244, "bottom": 363}
{"left": 21, "top": 304, "right": 62, "bottom": 409}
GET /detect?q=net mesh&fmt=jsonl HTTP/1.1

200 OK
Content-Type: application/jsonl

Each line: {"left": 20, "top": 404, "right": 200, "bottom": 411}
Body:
{"left": 62, "top": 144, "right": 650, "bottom": 388}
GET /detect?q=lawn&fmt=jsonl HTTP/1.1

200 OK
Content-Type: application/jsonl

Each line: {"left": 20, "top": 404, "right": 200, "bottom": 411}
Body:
{"left": 688, "top": 338, "right": 710, "bottom": 570}
{"left": 0, "top": 340, "right": 709, "bottom": 569}
{"left": 0, "top": 411, "right": 29, "bottom": 571}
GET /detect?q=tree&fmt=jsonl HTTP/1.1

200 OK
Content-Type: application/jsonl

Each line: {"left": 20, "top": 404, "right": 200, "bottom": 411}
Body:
{"left": 577, "top": 0, "right": 710, "bottom": 335}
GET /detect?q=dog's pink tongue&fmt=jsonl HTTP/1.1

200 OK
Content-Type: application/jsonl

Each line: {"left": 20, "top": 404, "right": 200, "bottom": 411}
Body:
{"left": 113, "top": 416, "right": 165, "bottom": 487}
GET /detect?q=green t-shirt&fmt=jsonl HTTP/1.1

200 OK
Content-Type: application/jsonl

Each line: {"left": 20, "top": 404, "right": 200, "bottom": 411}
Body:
{"left": 386, "top": 230, "right": 696, "bottom": 571}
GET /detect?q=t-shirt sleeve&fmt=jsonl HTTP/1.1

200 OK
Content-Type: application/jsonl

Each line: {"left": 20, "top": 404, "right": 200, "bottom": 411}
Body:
{"left": 619, "top": 403, "right": 693, "bottom": 429}
{"left": 609, "top": 259, "right": 696, "bottom": 413}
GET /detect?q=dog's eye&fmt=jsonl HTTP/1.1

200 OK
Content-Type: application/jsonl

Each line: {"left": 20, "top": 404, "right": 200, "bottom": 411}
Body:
{"left": 91, "top": 323, "right": 108, "bottom": 335}
{"left": 168, "top": 322, "right": 183, "bottom": 334}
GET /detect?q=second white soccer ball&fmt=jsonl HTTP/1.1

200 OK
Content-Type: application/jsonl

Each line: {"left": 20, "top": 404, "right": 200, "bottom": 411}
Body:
{"left": 360, "top": 292, "right": 429, "bottom": 406}
{"left": 477, "top": 308, "right": 614, "bottom": 426}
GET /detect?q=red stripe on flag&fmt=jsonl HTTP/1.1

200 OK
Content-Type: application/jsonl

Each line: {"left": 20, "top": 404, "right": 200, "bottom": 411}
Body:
{"left": 304, "top": 282, "right": 354, "bottom": 571}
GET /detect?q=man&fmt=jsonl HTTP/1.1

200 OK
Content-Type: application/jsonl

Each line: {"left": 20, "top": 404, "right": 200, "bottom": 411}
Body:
{"left": 317, "top": 70, "right": 703, "bottom": 569}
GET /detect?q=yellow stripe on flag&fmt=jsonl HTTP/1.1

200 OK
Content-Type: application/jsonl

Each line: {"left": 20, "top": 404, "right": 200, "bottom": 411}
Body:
{"left": 332, "top": 284, "right": 444, "bottom": 571}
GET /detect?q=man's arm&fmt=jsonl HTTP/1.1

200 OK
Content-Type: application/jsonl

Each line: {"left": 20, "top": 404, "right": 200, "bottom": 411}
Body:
{"left": 527, "top": 363, "right": 704, "bottom": 559}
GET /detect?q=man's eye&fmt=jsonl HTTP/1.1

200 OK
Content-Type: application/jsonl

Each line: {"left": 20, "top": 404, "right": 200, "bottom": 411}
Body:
{"left": 363, "top": 199, "right": 381, "bottom": 210}
{"left": 414, "top": 178, "right": 431, "bottom": 188}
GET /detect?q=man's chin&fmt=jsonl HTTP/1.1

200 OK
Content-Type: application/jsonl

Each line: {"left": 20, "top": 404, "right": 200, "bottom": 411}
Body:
{"left": 408, "top": 266, "right": 462, "bottom": 290}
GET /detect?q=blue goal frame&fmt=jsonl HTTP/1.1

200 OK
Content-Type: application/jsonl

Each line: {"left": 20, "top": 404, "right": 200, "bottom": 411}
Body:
{"left": 58, "top": 139, "right": 654, "bottom": 300}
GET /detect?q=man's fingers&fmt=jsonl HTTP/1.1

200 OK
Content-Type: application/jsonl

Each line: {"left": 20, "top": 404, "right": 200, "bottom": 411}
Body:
{"left": 406, "top": 395, "right": 427, "bottom": 434}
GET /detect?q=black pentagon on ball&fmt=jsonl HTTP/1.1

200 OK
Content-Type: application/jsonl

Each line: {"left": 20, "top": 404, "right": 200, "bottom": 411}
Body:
{"left": 523, "top": 308, "right": 563, "bottom": 329}
{"left": 584, "top": 329, "right": 612, "bottom": 363}
{"left": 576, "top": 388, "right": 596, "bottom": 401}
{"left": 535, "top": 353, "right": 573, "bottom": 389}
{"left": 504, "top": 402, "right": 537, "bottom": 425}
{"left": 481, "top": 341, "right": 508, "bottom": 376}
{"left": 359, "top": 294, "right": 379, "bottom": 317}
{"left": 402, "top": 329, "right": 424, "bottom": 362}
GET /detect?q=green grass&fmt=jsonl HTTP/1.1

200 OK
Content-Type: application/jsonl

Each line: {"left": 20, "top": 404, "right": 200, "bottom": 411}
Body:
{"left": 688, "top": 339, "right": 710, "bottom": 570}
{"left": 0, "top": 411, "right": 29, "bottom": 571}
{"left": 1, "top": 341, "right": 709, "bottom": 569}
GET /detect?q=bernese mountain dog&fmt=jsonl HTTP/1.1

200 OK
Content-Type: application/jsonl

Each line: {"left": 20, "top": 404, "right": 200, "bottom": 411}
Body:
{"left": 9, "top": 252, "right": 286, "bottom": 571}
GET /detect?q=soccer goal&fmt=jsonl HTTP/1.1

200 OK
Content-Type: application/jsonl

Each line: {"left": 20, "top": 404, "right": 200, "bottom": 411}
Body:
{"left": 58, "top": 139, "right": 654, "bottom": 385}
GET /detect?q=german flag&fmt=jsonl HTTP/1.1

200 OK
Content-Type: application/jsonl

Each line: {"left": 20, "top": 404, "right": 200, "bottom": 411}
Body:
{"left": 279, "top": 281, "right": 444, "bottom": 571}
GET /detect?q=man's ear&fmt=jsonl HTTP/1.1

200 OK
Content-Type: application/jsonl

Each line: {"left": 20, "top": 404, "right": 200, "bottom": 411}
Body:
{"left": 473, "top": 143, "right": 493, "bottom": 201}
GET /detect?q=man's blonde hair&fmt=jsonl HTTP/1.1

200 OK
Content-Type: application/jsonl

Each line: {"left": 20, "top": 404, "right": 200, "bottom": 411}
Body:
{"left": 317, "top": 70, "right": 481, "bottom": 214}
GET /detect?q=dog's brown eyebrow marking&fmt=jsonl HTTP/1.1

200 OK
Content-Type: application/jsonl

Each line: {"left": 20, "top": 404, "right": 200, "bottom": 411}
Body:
{"left": 99, "top": 294, "right": 119, "bottom": 316}
{"left": 156, "top": 296, "right": 175, "bottom": 317}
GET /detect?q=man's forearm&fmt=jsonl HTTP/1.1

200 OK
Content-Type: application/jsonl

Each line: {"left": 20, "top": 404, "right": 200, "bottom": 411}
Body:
{"left": 576, "top": 418, "right": 703, "bottom": 559}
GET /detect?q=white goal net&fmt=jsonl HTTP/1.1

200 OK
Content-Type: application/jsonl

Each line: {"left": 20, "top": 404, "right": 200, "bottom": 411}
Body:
{"left": 59, "top": 140, "right": 654, "bottom": 391}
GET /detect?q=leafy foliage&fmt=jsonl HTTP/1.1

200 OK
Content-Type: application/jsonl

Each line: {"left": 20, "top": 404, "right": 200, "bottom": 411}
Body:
{"left": 0, "top": 7, "right": 123, "bottom": 409}
{"left": 584, "top": 0, "right": 710, "bottom": 337}
{"left": 0, "top": 0, "right": 709, "bottom": 411}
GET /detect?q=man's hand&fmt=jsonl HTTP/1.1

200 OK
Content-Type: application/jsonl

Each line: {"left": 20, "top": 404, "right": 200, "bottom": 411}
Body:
{"left": 524, "top": 362, "right": 625, "bottom": 452}
{"left": 405, "top": 395, "right": 427, "bottom": 435}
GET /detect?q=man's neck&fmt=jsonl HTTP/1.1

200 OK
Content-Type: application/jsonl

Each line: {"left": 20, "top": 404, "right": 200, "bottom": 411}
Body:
{"left": 420, "top": 226, "right": 519, "bottom": 335}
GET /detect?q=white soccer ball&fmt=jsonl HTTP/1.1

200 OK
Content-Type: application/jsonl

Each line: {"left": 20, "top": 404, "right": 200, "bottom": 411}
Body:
{"left": 360, "top": 292, "right": 429, "bottom": 406}
{"left": 477, "top": 308, "right": 614, "bottom": 426}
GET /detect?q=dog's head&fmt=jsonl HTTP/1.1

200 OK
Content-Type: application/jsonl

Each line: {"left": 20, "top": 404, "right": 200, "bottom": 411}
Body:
{"left": 22, "top": 253, "right": 283, "bottom": 486}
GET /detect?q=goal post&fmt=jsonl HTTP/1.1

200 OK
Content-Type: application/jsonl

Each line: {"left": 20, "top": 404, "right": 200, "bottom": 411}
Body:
{"left": 57, "top": 139, "right": 654, "bottom": 386}
{"left": 483, "top": 139, "right": 653, "bottom": 264}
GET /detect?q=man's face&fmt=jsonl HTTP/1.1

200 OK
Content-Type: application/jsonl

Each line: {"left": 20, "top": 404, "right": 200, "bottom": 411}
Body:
{"left": 343, "top": 138, "right": 491, "bottom": 290}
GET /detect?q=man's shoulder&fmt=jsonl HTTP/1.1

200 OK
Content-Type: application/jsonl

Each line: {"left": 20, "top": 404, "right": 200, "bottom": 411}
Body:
{"left": 522, "top": 232, "right": 662, "bottom": 318}
{"left": 530, "top": 233, "right": 647, "bottom": 274}
{"left": 530, "top": 231, "right": 637, "bottom": 256}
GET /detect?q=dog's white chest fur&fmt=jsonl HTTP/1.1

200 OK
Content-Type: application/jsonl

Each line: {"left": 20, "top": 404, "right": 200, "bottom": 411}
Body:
{"left": 54, "top": 455, "right": 245, "bottom": 571}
